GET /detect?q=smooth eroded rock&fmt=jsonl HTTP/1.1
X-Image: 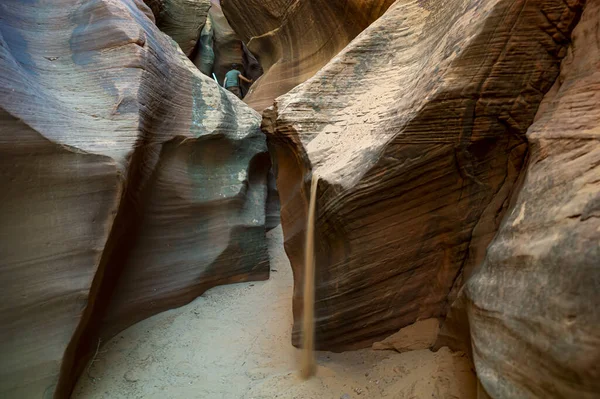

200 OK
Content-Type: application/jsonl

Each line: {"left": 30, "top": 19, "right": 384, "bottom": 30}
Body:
{"left": 144, "top": 0, "right": 211, "bottom": 56}
{"left": 208, "top": 0, "right": 263, "bottom": 95}
{"left": 193, "top": 13, "right": 215, "bottom": 76}
{"left": 264, "top": 0, "right": 583, "bottom": 351}
{"left": 222, "top": 0, "right": 396, "bottom": 111}
{"left": 467, "top": 1, "right": 600, "bottom": 397}
{"left": 0, "top": 0, "right": 269, "bottom": 397}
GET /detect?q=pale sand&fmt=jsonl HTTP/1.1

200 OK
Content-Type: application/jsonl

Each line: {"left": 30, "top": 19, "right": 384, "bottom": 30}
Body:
{"left": 73, "top": 226, "right": 476, "bottom": 399}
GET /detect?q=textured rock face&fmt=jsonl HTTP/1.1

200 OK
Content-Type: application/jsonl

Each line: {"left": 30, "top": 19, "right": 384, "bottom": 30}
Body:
{"left": 0, "top": 110, "right": 121, "bottom": 399}
{"left": 222, "top": 0, "right": 396, "bottom": 111}
{"left": 0, "top": 0, "right": 269, "bottom": 398}
{"left": 264, "top": 0, "right": 584, "bottom": 351}
{"left": 144, "top": 0, "right": 211, "bottom": 56}
{"left": 209, "top": 0, "right": 262, "bottom": 95}
{"left": 210, "top": 0, "right": 242, "bottom": 82}
{"left": 466, "top": 2, "right": 600, "bottom": 397}
{"left": 193, "top": 13, "right": 215, "bottom": 76}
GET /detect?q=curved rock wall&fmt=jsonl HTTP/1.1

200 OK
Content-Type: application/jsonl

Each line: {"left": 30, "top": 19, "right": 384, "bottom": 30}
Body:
{"left": 193, "top": 13, "right": 215, "bottom": 76}
{"left": 144, "top": 0, "right": 211, "bottom": 56}
{"left": 207, "top": 0, "right": 263, "bottom": 96}
{"left": 210, "top": 0, "right": 243, "bottom": 82}
{"left": 0, "top": 0, "right": 269, "bottom": 398}
{"left": 221, "top": 0, "right": 396, "bottom": 111}
{"left": 263, "top": 0, "right": 584, "bottom": 352}
{"left": 466, "top": 1, "right": 600, "bottom": 397}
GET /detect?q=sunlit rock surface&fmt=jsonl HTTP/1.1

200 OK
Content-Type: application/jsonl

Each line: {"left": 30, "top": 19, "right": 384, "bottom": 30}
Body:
{"left": 263, "top": 0, "right": 583, "bottom": 351}
{"left": 0, "top": 0, "right": 269, "bottom": 397}
{"left": 467, "top": 1, "right": 600, "bottom": 397}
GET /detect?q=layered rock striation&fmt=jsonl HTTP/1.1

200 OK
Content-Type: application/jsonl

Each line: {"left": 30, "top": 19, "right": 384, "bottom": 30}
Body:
{"left": 222, "top": 0, "right": 396, "bottom": 111}
{"left": 0, "top": 0, "right": 269, "bottom": 398}
{"left": 207, "top": 0, "right": 263, "bottom": 95}
{"left": 264, "top": 0, "right": 584, "bottom": 351}
{"left": 144, "top": 0, "right": 211, "bottom": 56}
{"left": 193, "top": 13, "right": 216, "bottom": 76}
{"left": 467, "top": 1, "right": 600, "bottom": 397}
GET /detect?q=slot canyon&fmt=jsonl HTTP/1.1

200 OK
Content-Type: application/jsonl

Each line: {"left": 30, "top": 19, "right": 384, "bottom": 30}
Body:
{"left": 0, "top": 0, "right": 598, "bottom": 398}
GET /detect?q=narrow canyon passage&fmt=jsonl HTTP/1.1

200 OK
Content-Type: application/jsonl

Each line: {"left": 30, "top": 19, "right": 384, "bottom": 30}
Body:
{"left": 73, "top": 227, "right": 475, "bottom": 399}
{"left": 2, "top": 0, "right": 597, "bottom": 397}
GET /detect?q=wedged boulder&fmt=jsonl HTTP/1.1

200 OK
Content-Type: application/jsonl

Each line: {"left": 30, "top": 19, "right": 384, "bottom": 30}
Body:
{"left": 466, "top": 1, "right": 600, "bottom": 397}
{"left": 263, "top": 0, "right": 584, "bottom": 351}
{"left": 144, "top": 0, "right": 211, "bottom": 56}
{"left": 222, "top": 0, "right": 396, "bottom": 111}
{"left": 0, "top": 0, "right": 269, "bottom": 398}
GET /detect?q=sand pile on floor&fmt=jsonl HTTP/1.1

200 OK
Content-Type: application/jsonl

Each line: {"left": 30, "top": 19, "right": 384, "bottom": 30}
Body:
{"left": 73, "top": 226, "right": 475, "bottom": 399}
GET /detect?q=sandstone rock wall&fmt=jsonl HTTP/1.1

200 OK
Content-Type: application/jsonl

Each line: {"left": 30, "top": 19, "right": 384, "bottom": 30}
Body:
{"left": 222, "top": 0, "right": 396, "bottom": 111}
{"left": 144, "top": 0, "right": 211, "bottom": 56}
{"left": 264, "top": 0, "right": 584, "bottom": 351}
{"left": 193, "top": 13, "right": 215, "bottom": 76}
{"left": 210, "top": 0, "right": 243, "bottom": 82}
{"left": 0, "top": 0, "right": 269, "bottom": 398}
{"left": 204, "top": 0, "right": 263, "bottom": 96}
{"left": 466, "top": 1, "right": 600, "bottom": 397}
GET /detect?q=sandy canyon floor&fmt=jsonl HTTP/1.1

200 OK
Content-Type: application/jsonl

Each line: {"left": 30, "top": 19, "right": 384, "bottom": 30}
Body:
{"left": 73, "top": 227, "right": 476, "bottom": 399}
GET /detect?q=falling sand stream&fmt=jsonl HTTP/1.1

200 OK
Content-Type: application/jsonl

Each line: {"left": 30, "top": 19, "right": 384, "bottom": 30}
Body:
{"left": 301, "top": 173, "right": 318, "bottom": 379}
